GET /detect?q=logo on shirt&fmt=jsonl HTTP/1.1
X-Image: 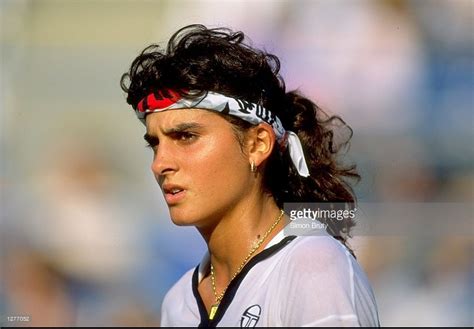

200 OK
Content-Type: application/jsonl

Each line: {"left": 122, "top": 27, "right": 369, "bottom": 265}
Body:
{"left": 240, "top": 304, "right": 261, "bottom": 327}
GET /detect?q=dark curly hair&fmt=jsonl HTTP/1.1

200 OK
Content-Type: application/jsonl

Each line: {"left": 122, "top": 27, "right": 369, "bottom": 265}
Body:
{"left": 120, "top": 24, "right": 360, "bottom": 253}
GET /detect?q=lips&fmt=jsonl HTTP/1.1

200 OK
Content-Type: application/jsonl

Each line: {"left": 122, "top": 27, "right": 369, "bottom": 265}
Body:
{"left": 163, "top": 185, "right": 184, "bottom": 195}
{"left": 162, "top": 184, "right": 186, "bottom": 205}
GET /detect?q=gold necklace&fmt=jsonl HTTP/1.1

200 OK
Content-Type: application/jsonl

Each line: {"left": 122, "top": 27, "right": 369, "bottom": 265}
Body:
{"left": 208, "top": 209, "right": 285, "bottom": 320}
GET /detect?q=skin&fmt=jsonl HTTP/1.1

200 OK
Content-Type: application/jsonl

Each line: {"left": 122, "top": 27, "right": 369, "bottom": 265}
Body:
{"left": 145, "top": 108, "right": 287, "bottom": 312}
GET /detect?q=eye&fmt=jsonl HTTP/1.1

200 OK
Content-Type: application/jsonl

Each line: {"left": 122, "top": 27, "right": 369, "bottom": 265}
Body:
{"left": 144, "top": 134, "right": 159, "bottom": 150}
{"left": 175, "top": 132, "right": 197, "bottom": 142}
{"left": 145, "top": 140, "right": 158, "bottom": 149}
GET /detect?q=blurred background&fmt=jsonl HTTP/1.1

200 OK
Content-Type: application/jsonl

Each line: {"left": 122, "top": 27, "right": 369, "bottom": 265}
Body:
{"left": 0, "top": 0, "right": 472, "bottom": 326}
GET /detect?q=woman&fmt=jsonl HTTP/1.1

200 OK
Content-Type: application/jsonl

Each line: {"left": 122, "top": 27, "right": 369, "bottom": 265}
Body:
{"left": 120, "top": 24, "right": 379, "bottom": 327}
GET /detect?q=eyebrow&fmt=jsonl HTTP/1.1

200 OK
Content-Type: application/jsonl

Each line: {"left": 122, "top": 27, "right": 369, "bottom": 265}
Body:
{"left": 144, "top": 122, "right": 206, "bottom": 143}
{"left": 162, "top": 122, "right": 206, "bottom": 134}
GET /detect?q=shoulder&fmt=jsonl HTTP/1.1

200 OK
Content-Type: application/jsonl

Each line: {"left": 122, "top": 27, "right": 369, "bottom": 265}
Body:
{"left": 273, "top": 235, "right": 379, "bottom": 327}
{"left": 281, "top": 235, "right": 354, "bottom": 275}
{"left": 274, "top": 236, "right": 352, "bottom": 308}
{"left": 278, "top": 235, "right": 363, "bottom": 303}
{"left": 272, "top": 235, "right": 356, "bottom": 302}
{"left": 160, "top": 267, "right": 204, "bottom": 327}
{"left": 161, "top": 267, "right": 195, "bottom": 313}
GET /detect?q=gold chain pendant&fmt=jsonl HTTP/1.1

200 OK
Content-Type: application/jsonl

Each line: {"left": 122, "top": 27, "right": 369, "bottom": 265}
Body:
{"left": 208, "top": 210, "right": 285, "bottom": 321}
{"left": 209, "top": 303, "right": 219, "bottom": 320}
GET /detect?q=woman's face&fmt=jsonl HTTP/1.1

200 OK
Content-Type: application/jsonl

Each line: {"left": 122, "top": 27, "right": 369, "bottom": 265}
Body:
{"left": 145, "top": 109, "right": 251, "bottom": 227}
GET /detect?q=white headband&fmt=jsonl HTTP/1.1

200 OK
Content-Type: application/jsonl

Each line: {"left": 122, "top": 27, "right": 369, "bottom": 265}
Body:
{"left": 136, "top": 90, "right": 310, "bottom": 177}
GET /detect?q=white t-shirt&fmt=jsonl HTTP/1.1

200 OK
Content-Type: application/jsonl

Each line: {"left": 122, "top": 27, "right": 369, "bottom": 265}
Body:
{"left": 160, "top": 229, "right": 380, "bottom": 327}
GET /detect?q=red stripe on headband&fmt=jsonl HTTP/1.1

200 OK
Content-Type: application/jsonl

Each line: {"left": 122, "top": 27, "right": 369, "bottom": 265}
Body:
{"left": 137, "top": 89, "right": 182, "bottom": 113}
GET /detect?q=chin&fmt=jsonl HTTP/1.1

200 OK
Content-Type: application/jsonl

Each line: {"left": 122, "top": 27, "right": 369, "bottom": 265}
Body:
{"left": 168, "top": 207, "right": 197, "bottom": 226}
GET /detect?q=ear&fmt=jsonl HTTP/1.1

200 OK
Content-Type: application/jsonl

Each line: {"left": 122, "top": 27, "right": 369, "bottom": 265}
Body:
{"left": 246, "top": 123, "right": 276, "bottom": 168}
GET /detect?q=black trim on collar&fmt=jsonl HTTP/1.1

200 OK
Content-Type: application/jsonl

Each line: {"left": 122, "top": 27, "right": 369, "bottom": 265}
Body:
{"left": 192, "top": 267, "right": 209, "bottom": 326}
{"left": 192, "top": 235, "right": 297, "bottom": 327}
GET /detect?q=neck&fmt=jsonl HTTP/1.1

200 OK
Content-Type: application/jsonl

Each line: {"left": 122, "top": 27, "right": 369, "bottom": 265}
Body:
{"left": 197, "top": 192, "right": 284, "bottom": 284}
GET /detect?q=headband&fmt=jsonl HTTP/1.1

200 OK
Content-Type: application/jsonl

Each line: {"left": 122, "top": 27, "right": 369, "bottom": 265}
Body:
{"left": 135, "top": 90, "right": 310, "bottom": 177}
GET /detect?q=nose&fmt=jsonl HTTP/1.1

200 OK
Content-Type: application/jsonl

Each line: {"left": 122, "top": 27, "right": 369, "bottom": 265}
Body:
{"left": 151, "top": 142, "right": 176, "bottom": 178}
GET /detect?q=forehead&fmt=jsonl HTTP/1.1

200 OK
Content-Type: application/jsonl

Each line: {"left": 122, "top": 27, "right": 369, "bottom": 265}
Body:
{"left": 145, "top": 109, "right": 227, "bottom": 131}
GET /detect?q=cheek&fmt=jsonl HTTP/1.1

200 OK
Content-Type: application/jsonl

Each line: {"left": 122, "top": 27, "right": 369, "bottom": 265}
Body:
{"left": 190, "top": 135, "right": 248, "bottom": 195}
